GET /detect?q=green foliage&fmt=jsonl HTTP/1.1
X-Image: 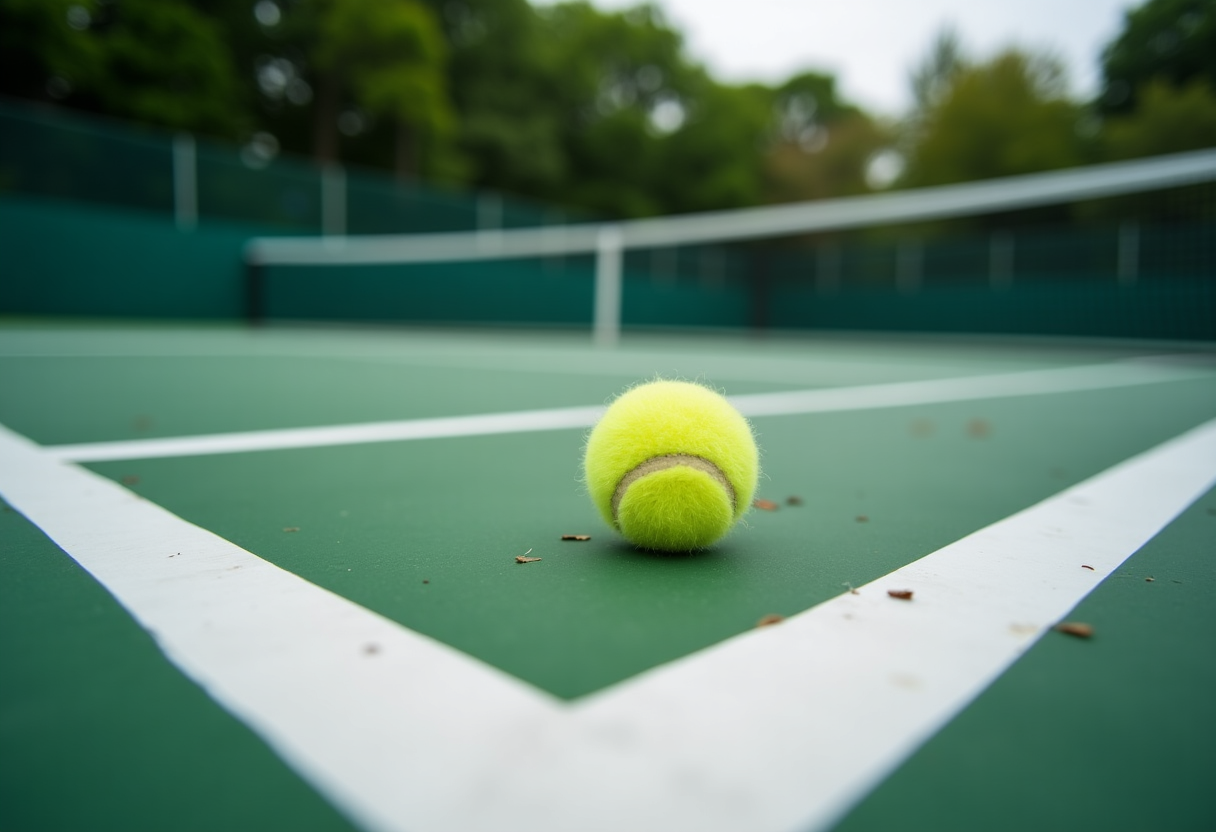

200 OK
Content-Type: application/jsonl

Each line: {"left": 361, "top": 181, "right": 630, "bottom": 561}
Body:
{"left": 909, "top": 28, "right": 965, "bottom": 113}
{"left": 0, "top": 0, "right": 245, "bottom": 136}
{"left": 901, "top": 49, "right": 1084, "bottom": 187}
{"left": 1104, "top": 78, "right": 1216, "bottom": 159}
{"left": 1100, "top": 0, "right": 1216, "bottom": 114}
{"left": 313, "top": 0, "right": 451, "bottom": 131}
{"left": 0, "top": 0, "right": 106, "bottom": 102}
{"left": 305, "top": 0, "right": 456, "bottom": 177}
{"left": 97, "top": 0, "right": 246, "bottom": 134}
{"left": 762, "top": 71, "right": 887, "bottom": 203}
{"left": 426, "top": 0, "right": 565, "bottom": 194}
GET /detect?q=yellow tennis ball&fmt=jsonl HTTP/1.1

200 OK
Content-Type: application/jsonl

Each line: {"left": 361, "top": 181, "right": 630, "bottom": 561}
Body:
{"left": 584, "top": 380, "right": 759, "bottom": 551}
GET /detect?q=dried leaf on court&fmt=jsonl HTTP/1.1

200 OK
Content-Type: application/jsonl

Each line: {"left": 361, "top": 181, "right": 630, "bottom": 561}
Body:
{"left": 1145, "top": 576, "right": 1155, "bottom": 582}
{"left": 283, "top": 526, "right": 300, "bottom": 533}
{"left": 515, "top": 556, "right": 542, "bottom": 564}
{"left": 753, "top": 499, "right": 779, "bottom": 511}
{"left": 121, "top": 475, "right": 140, "bottom": 486}
{"left": 786, "top": 495, "right": 804, "bottom": 506}
{"left": 561, "top": 534, "right": 591, "bottom": 541}
{"left": 1081, "top": 564, "right": 1095, "bottom": 570}
{"left": 855, "top": 514, "right": 869, "bottom": 523}
{"left": 756, "top": 614, "right": 785, "bottom": 627}
{"left": 1055, "top": 621, "right": 1094, "bottom": 638}
{"left": 887, "top": 589, "right": 914, "bottom": 600}
{"left": 966, "top": 418, "right": 991, "bottom": 438}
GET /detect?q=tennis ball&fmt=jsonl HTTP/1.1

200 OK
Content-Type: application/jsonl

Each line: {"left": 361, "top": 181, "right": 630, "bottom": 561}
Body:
{"left": 584, "top": 380, "right": 759, "bottom": 552}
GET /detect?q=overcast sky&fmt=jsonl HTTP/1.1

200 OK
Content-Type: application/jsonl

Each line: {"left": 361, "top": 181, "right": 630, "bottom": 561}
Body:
{"left": 535, "top": 0, "right": 1137, "bottom": 117}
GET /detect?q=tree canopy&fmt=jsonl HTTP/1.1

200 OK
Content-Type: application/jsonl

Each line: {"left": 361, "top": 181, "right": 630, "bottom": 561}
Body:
{"left": 0, "top": 0, "right": 1208, "bottom": 220}
{"left": 1100, "top": 0, "right": 1216, "bottom": 114}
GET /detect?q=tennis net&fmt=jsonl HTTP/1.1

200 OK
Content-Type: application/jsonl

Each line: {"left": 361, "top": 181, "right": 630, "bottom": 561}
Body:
{"left": 245, "top": 150, "right": 1216, "bottom": 343}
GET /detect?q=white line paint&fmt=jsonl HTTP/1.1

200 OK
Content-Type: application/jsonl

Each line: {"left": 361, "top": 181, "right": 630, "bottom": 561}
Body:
{"left": 2, "top": 418, "right": 1215, "bottom": 832}
{"left": 43, "top": 407, "right": 606, "bottom": 464}
{"left": 44, "top": 360, "right": 1212, "bottom": 463}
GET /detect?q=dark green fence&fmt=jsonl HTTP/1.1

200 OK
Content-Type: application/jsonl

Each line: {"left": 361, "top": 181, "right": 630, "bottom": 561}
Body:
{"left": 2, "top": 98, "right": 1212, "bottom": 340}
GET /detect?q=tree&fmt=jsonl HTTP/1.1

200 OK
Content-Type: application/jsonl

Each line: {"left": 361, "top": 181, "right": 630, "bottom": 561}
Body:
{"left": 306, "top": 0, "right": 456, "bottom": 179}
{"left": 900, "top": 49, "right": 1084, "bottom": 187}
{"left": 1100, "top": 0, "right": 1216, "bottom": 114}
{"left": 421, "top": 0, "right": 566, "bottom": 196}
{"left": 761, "top": 71, "right": 889, "bottom": 204}
{"left": 0, "top": 0, "right": 105, "bottom": 105}
{"left": 1104, "top": 77, "right": 1216, "bottom": 159}
{"left": 0, "top": 0, "right": 247, "bottom": 136}
{"left": 909, "top": 28, "right": 965, "bottom": 114}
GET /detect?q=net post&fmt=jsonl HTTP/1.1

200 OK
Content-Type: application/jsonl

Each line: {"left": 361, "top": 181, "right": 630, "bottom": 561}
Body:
{"left": 594, "top": 225, "right": 623, "bottom": 348}
{"left": 173, "top": 133, "right": 197, "bottom": 232}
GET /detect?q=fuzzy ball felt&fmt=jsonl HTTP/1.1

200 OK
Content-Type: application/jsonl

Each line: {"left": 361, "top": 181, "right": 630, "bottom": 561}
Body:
{"left": 584, "top": 380, "right": 759, "bottom": 551}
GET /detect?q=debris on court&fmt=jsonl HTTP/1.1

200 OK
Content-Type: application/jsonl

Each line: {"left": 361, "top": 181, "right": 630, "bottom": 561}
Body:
{"left": 515, "top": 548, "right": 541, "bottom": 564}
{"left": 856, "top": 514, "right": 869, "bottom": 523}
{"left": 786, "top": 495, "right": 803, "bottom": 506}
{"left": 966, "top": 418, "right": 991, "bottom": 438}
{"left": 422, "top": 579, "right": 430, "bottom": 584}
{"left": 756, "top": 614, "right": 784, "bottom": 627}
{"left": 887, "top": 589, "right": 914, "bottom": 600}
{"left": 753, "top": 499, "right": 779, "bottom": 511}
{"left": 363, "top": 643, "right": 380, "bottom": 655}
{"left": 283, "top": 526, "right": 300, "bottom": 533}
{"left": 561, "top": 534, "right": 591, "bottom": 541}
{"left": 1081, "top": 564, "right": 1095, "bottom": 570}
{"left": 842, "top": 582, "right": 859, "bottom": 595}
{"left": 1055, "top": 621, "right": 1094, "bottom": 638}
{"left": 121, "top": 475, "right": 140, "bottom": 485}
{"left": 1145, "top": 576, "right": 1155, "bottom": 582}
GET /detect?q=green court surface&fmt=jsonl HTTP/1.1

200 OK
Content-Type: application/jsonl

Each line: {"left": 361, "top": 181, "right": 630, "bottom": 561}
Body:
{"left": 1, "top": 321, "right": 1214, "bottom": 832}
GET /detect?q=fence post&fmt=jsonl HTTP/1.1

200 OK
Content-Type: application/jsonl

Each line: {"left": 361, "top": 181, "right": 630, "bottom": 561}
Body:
{"left": 1117, "top": 220, "right": 1140, "bottom": 286}
{"left": 322, "top": 162, "right": 346, "bottom": 238}
{"left": 173, "top": 133, "right": 197, "bottom": 231}
{"left": 594, "top": 225, "right": 623, "bottom": 348}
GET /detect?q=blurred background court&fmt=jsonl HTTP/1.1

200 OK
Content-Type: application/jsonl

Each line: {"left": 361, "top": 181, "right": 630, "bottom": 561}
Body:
{"left": 1, "top": 1, "right": 1214, "bottom": 831}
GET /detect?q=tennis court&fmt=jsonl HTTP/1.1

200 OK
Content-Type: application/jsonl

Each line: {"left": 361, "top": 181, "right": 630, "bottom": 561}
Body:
{"left": 2, "top": 320, "right": 1213, "bottom": 832}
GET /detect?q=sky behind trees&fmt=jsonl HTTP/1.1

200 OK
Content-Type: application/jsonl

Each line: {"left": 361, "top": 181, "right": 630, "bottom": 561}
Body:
{"left": 539, "top": 0, "right": 1133, "bottom": 115}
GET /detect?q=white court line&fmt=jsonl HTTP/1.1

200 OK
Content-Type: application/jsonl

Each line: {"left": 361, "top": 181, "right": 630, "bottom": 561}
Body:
{"left": 44, "top": 360, "right": 1213, "bottom": 463}
{"left": 2, "top": 417, "right": 1216, "bottom": 832}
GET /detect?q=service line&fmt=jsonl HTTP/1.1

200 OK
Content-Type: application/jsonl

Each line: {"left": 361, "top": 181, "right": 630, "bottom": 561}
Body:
{"left": 44, "top": 359, "right": 1211, "bottom": 463}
